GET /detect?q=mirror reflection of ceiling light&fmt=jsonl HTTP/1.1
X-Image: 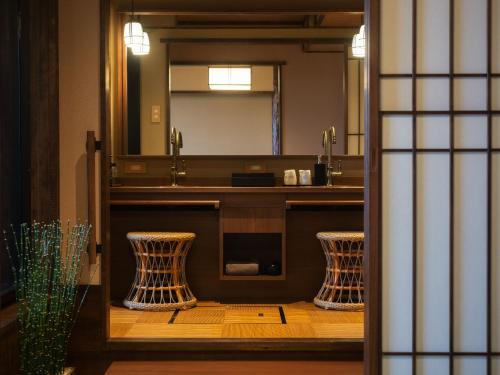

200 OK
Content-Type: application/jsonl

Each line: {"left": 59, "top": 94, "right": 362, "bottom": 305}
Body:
{"left": 124, "top": 21, "right": 143, "bottom": 47}
{"left": 123, "top": 0, "right": 150, "bottom": 55}
{"left": 132, "top": 32, "right": 150, "bottom": 56}
{"left": 352, "top": 25, "right": 366, "bottom": 58}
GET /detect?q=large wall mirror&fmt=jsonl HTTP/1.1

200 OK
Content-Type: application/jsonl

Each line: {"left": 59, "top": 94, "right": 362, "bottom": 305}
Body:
{"left": 115, "top": 14, "right": 365, "bottom": 156}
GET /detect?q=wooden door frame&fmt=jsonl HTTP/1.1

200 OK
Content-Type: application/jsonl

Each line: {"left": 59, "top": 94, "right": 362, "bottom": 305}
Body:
{"left": 99, "top": 0, "right": 375, "bottom": 364}
{"left": 363, "top": 0, "right": 381, "bottom": 374}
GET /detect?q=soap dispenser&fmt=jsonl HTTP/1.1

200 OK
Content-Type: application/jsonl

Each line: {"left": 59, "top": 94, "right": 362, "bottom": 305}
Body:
{"left": 314, "top": 155, "right": 327, "bottom": 186}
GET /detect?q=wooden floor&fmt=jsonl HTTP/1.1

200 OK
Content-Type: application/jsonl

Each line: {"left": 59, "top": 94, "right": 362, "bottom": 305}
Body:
{"left": 105, "top": 361, "right": 363, "bottom": 374}
{"left": 109, "top": 301, "right": 364, "bottom": 339}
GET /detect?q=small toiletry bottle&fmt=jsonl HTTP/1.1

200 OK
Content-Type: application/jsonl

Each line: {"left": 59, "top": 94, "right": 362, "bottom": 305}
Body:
{"left": 314, "top": 155, "right": 327, "bottom": 186}
{"left": 284, "top": 169, "right": 297, "bottom": 186}
{"left": 111, "top": 162, "right": 119, "bottom": 186}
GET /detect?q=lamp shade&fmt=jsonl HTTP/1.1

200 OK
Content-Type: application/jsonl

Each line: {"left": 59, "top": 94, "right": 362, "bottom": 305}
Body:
{"left": 352, "top": 25, "right": 366, "bottom": 58}
{"left": 124, "top": 21, "right": 143, "bottom": 47}
{"left": 132, "top": 32, "right": 150, "bottom": 55}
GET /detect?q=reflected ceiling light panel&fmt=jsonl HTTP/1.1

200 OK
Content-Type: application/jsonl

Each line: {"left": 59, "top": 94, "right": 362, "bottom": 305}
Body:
{"left": 132, "top": 32, "right": 150, "bottom": 55}
{"left": 124, "top": 0, "right": 143, "bottom": 48}
{"left": 352, "top": 25, "right": 366, "bottom": 58}
{"left": 208, "top": 66, "right": 251, "bottom": 90}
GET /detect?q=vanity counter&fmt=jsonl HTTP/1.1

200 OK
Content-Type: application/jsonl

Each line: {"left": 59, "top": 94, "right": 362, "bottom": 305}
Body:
{"left": 110, "top": 185, "right": 363, "bottom": 194}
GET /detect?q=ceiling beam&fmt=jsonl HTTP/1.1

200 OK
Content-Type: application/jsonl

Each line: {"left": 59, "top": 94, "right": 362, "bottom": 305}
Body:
{"left": 116, "top": 0, "right": 363, "bottom": 14}
{"left": 153, "top": 27, "right": 358, "bottom": 42}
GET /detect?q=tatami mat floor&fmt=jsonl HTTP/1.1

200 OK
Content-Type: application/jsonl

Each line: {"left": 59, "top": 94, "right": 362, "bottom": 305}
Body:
{"left": 109, "top": 301, "right": 364, "bottom": 339}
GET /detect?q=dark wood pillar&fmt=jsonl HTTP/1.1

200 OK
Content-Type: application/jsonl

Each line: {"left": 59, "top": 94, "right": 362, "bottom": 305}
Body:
{"left": 0, "top": 0, "right": 22, "bottom": 301}
{"left": 19, "top": 0, "right": 59, "bottom": 222}
{"left": 0, "top": 1, "right": 22, "bottom": 372}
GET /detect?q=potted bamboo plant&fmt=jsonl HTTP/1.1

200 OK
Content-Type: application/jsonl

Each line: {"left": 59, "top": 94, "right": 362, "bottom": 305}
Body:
{"left": 4, "top": 221, "right": 92, "bottom": 375}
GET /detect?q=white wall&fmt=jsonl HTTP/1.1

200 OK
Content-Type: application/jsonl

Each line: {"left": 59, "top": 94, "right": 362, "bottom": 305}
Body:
{"left": 138, "top": 37, "right": 345, "bottom": 155}
{"left": 171, "top": 94, "right": 273, "bottom": 155}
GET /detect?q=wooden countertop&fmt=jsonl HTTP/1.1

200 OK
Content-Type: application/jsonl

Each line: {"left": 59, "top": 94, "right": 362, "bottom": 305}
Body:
{"left": 110, "top": 185, "right": 364, "bottom": 194}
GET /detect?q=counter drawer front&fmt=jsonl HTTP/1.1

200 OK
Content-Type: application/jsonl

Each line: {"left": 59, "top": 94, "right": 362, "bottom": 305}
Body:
{"left": 222, "top": 207, "right": 283, "bottom": 233}
{"left": 223, "top": 194, "right": 284, "bottom": 208}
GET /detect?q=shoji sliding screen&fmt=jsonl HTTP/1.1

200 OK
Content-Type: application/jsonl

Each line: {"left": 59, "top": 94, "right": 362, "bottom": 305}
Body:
{"left": 370, "top": 0, "right": 500, "bottom": 373}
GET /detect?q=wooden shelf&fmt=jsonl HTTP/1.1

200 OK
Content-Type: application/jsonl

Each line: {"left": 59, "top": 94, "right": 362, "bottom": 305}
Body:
{"left": 285, "top": 200, "right": 364, "bottom": 209}
{"left": 111, "top": 185, "right": 364, "bottom": 194}
{"left": 110, "top": 199, "right": 220, "bottom": 209}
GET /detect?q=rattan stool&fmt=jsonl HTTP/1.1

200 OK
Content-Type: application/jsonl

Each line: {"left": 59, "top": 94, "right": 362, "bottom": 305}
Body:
{"left": 123, "top": 232, "right": 197, "bottom": 311}
{"left": 314, "top": 232, "right": 364, "bottom": 311}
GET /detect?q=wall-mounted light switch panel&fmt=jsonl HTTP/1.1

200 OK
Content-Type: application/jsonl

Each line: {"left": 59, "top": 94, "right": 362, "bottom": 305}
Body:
{"left": 151, "top": 105, "right": 161, "bottom": 123}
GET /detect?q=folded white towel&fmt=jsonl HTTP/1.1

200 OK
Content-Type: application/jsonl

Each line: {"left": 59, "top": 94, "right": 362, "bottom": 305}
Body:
{"left": 225, "top": 262, "right": 259, "bottom": 276}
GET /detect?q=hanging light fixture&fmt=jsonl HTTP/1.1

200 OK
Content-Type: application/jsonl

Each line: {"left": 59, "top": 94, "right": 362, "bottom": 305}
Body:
{"left": 124, "top": 0, "right": 143, "bottom": 48}
{"left": 132, "top": 31, "right": 150, "bottom": 55}
{"left": 352, "top": 25, "right": 366, "bottom": 58}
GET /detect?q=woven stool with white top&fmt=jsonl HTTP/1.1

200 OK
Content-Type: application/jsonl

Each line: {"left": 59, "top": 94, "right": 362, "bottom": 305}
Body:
{"left": 123, "top": 232, "right": 197, "bottom": 311}
{"left": 314, "top": 232, "right": 364, "bottom": 311}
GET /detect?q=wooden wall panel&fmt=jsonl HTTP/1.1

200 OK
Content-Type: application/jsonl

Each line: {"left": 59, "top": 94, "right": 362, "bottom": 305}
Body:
{"left": 19, "top": 0, "right": 59, "bottom": 222}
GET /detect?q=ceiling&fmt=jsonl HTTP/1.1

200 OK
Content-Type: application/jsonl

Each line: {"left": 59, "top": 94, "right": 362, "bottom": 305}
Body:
{"left": 115, "top": 0, "right": 364, "bottom": 29}
{"left": 114, "top": 0, "right": 364, "bottom": 13}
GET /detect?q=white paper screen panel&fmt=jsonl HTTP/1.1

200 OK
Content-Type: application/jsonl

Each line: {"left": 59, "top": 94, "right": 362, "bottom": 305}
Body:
{"left": 416, "top": 357, "right": 450, "bottom": 375}
{"left": 380, "top": 79, "right": 412, "bottom": 111}
{"left": 493, "top": 154, "right": 500, "bottom": 352}
{"left": 454, "top": 357, "right": 487, "bottom": 375}
{"left": 382, "top": 154, "right": 413, "bottom": 352}
{"left": 416, "top": 116, "right": 450, "bottom": 149}
{"left": 453, "top": 78, "right": 487, "bottom": 111}
{"left": 380, "top": 0, "right": 413, "bottom": 74}
{"left": 416, "top": 78, "right": 450, "bottom": 111}
{"left": 416, "top": 0, "right": 449, "bottom": 73}
{"left": 453, "top": 153, "right": 488, "bottom": 352}
{"left": 416, "top": 154, "right": 450, "bottom": 352}
{"left": 383, "top": 356, "right": 413, "bottom": 375}
{"left": 382, "top": 116, "right": 413, "bottom": 149}
{"left": 379, "top": 0, "right": 496, "bottom": 367}
{"left": 454, "top": 0, "right": 487, "bottom": 73}
{"left": 454, "top": 116, "right": 488, "bottom": 149}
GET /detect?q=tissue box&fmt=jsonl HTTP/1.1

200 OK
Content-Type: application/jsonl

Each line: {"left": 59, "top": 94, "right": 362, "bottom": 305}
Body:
{"left": 231, "top": 173, "right": 275, "bottom": 187}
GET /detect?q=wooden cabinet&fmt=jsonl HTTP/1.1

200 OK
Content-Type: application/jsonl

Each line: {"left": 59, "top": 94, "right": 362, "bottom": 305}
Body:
{"left": 220, "top": 194, "right": 286, "bottom": 280}
{"left": 222, "top": 207, "right": 284, "bottom": 233}
{"left": 109, "top": 186, "right": 363, "bottom": 302}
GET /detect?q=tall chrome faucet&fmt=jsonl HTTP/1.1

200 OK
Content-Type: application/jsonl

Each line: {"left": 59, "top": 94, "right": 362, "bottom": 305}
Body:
{"left": 322, "top": 125, "right": 343, "bottom": 187}
{"left": 170, "top": 127, "right": 187, "bottom": 186}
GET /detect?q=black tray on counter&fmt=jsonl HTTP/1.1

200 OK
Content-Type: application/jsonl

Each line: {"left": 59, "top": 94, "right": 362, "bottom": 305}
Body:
{"left": 231, "top": 172, "right": 276, "bottom": 187}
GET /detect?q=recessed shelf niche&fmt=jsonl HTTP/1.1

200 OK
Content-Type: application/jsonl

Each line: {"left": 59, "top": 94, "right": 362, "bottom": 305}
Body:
{"left": 222, "top": 233, "right": 284, "bottom": 281}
